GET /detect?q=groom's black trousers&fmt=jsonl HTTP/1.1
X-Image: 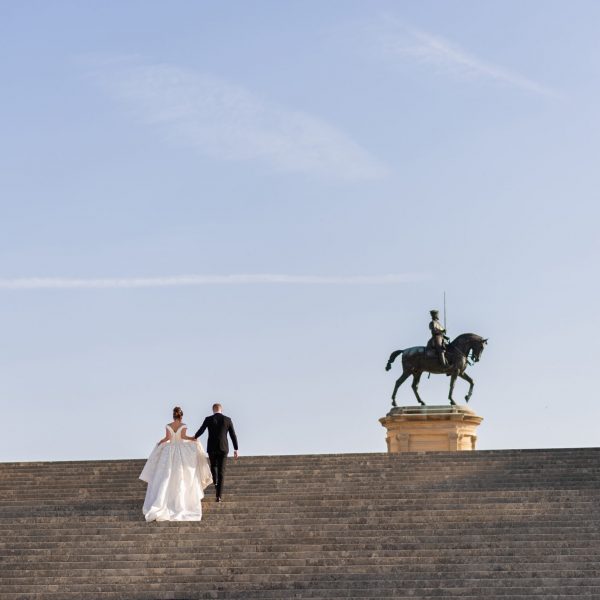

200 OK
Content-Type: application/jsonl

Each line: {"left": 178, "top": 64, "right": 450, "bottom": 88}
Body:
{"left": 208, "top": 452, "right": 227, "bottom": 498}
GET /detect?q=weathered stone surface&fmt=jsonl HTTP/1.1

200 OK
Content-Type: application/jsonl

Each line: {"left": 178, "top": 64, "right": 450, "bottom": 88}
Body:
{"left": 1, "top": 448, "right": 599, "bottom": 598}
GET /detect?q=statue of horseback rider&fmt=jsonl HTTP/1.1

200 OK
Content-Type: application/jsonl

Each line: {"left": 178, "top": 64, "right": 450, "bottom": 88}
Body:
{"left": 385, "top": 306, "right": 488, "bottom": 406}
{"left": 427, "top": 309, "right": 449, "bottom": 367}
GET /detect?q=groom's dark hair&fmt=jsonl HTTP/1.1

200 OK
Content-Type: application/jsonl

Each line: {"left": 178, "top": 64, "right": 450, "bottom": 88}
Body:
{"left": 212, "top": 403, "right": 222, "bottom": 412}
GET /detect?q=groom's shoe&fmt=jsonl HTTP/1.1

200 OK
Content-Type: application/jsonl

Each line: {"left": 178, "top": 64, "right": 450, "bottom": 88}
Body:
{"left": 216, "top": 496, "right": 222, "bottom": 503}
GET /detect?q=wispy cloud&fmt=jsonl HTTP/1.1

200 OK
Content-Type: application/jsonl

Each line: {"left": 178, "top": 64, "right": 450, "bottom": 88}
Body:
{"left": 88, "top": 57, "right": 387, "bottom": 180}
{"left": 364, "top": 17, "right": 557, "bottom": 97}
{"left": 0, "top": 274, "right": 427, "bottom": 290}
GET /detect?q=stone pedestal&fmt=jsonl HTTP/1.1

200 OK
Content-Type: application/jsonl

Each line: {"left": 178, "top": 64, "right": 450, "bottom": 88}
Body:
{"left": 379, "top": 405, "right": 483, "bottom": 453}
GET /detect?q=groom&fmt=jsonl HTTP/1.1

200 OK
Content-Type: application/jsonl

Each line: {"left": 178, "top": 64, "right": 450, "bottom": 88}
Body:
{"left": 194, "top": 403, "right": 238, "bottom": 503}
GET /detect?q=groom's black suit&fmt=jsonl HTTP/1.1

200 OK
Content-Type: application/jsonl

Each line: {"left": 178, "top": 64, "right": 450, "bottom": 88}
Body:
{"left": 194, "top": 413, "right": 238, "bottom": 500}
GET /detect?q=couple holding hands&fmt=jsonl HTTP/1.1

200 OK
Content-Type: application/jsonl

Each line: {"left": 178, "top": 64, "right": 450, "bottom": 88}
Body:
{"left": 139, "top": 403, "right": 239, "bottom": 522}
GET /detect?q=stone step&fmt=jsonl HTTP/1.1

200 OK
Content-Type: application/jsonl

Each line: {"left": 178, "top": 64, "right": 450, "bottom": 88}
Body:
{"left": 3, "top": 478, "right": 596, "bottom": 487}
{"left": 1, "top": 514, "right": 592, "bottom": 530}
{"left": 0, "top": 496, "right": 593, "bottom": 508}
{"left": 2, "top": 471, "right": 590, "bottom": 479}
{"left": 2, "top": 466, "right": 598, "bottom": 480}
{"left": 2, "top": 481, "right": 596, "bottom": 491}
{"left": 3, "top": 499, "right": 593, "bottom": 512}
{"left": 8, "top": 511, "right": 590, "bottom": 521}
{"left": 5, "top": 565, "right": 598, "bottom": 579}
{"left": 2, "top": 463, "right": 596, "bottom": 473}
{"left": 4, "top": 576, "right": 600, "bottom": 590}
{"left": 2, "top": 486, "right": 595, "bottom": 495}
{"left": 2, "top": 548, "right": 596, "bottom": 562}
{"left": 4, "top": 553, "right": 597, "bottom": 569}
{"left": 4, "top": 538, "right": 599, "bottom": 553}
{"left": 0, "top": 503, "right": 591, "bottom": 518}
{"left": 3, "top": 477, "right": 596, "bottom": 489}
{"left": 2, "top": 480, "right": 597, "bottom": 488}
{"left": 1, "top": 465, "right": 592, "bottom": 476}
{"left": 0, "top": 496, "right": 591, "bottom": 508}
{"left": 3, "top": 576, "right": 600, "bottom": 593}
{"left": 2, "top": 516, "right": 593, "bottom": 527}
{"left": 1, "top": 509, "right": 592, "bottom": 520}
{"left": 1, "top": 592, "right": 596, "bottom": 600}
{"left": 1, "top": 485, "right": 597, "bottom": 495}
{"left": 2, "top": 550, "right": 596, "bottom": 563}
{"left": 5, "top": 570, "right": 600, "bottom": 582}
{"left": 4, "top": 458, "right": 598, "bottom": 468}
{"left": 1, "top": 594, "right": 597, "bottom": 600}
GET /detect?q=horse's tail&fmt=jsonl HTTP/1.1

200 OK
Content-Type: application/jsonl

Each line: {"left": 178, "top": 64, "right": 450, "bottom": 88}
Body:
{"left": 385, "top": 349, "right": 404, "bottom": 371}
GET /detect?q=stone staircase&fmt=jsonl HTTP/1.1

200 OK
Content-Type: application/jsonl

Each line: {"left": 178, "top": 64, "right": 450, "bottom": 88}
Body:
{"left": 1, "top": 448, "right": 599, "bottom": 599}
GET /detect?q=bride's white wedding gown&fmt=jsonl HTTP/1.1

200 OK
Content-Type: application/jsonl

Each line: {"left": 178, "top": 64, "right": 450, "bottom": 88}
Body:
{"left": 139, "top": 424, "right": 212, "bottom": 522}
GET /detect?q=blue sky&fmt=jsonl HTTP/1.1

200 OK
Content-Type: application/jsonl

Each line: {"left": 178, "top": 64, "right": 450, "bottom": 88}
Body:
{"left": 1, "top": 1, "right": 599, "bottom": 461}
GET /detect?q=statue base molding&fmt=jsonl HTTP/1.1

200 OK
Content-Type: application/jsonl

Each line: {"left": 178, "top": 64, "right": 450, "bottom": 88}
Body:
{"left": 379, "top": 405, "right": 483, "bottom": 453}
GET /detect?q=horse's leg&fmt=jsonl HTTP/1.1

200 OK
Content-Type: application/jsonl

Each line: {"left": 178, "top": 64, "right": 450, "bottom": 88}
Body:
{"left": 411, "top": 372, "right": 425, "bottom": 406}
{"left": 448, "top": 373, "right": 458, "bottom": 406}
{"left": 391, "top": 371, "right": 411, "bottom": 407}
{"left": 459, "top": 371, "right": 474, "bottom": 402}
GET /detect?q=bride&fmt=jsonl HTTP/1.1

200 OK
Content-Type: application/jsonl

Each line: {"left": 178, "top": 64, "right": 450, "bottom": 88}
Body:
{"left": 139, "top": 406, "right": 212, "bottom": 522}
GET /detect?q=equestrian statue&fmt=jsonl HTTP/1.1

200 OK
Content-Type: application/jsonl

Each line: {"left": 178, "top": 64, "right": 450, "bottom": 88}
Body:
{"left": 385, "top": 310, "right": 488, "bottom": 407}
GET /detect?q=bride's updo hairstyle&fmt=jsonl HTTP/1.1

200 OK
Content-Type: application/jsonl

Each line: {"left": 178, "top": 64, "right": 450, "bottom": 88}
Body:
{"left": 173, "top": 406, "right": 183, "bottom": 420}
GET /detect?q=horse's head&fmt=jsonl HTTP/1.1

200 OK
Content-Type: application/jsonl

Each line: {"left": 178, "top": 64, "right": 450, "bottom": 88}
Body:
{"left": 450, "top": 333, "right": 488, "bottom": 363}
{"left": 470, "top": 337, "right": 488, "bottom": 363}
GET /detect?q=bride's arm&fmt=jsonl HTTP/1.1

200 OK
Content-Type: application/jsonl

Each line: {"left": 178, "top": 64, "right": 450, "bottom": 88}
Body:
{"left": 157, "top": 427, "right": 171, "bottom": 445}
{"left": 181, "top": 427, "right": 197, "bottom": 442}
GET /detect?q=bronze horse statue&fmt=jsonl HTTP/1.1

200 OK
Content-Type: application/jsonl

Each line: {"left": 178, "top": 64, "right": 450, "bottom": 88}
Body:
{"left": 385, "top": 333, "right": 488, "bottom": 406}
